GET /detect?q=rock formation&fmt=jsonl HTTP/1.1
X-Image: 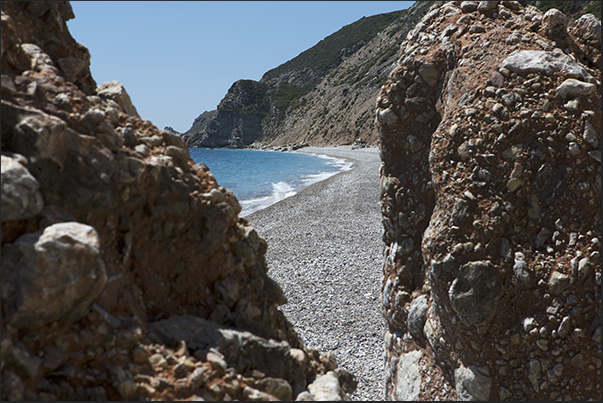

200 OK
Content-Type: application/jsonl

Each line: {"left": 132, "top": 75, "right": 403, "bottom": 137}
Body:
{"left": 183, "top": 80, "right": 269, "bottom": 148}
{"left": 1, "top": 2, "right": 356, "bottom": 400}
{"left": 96, "top": 80, "right": 140, "bottom": 118}
{"left": 376, "top": 1, "right": 600, "bottom": 400}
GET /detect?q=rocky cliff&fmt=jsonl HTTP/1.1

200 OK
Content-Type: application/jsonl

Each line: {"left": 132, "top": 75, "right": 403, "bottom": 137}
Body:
{"left": 1, "top": 2, "right": 356, "bottom": 401}
{"left": 376, "top": 1, "right": 600, "bottom": 400}
{"left": 182, "top": 2, "right": 434, "bottom": 149}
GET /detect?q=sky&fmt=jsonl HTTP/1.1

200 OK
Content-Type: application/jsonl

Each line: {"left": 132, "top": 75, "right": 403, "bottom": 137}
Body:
{"left": 67, "top": 1, "right": 415, "bottom": 133}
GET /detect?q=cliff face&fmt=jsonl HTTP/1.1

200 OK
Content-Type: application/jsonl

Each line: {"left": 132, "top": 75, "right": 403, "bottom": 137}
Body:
{"left": 183, "top": 80, "right": 268, "bottom": 148}
{"left": 1, "top": 2, "right": 355, "bottom": 401}
{"left": 183, "top": 3, "right": 433, "bottom": 148}
{"left": 376, "top": 1, "right": 600, "bottom": 400}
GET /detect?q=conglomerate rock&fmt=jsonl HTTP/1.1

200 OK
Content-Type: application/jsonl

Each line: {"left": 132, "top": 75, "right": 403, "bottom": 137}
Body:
{"left": 377, "top": 1, "right": 600, "bottom": 400}
{"left": 1, "top": 2, "right": 356, "bottom": 400}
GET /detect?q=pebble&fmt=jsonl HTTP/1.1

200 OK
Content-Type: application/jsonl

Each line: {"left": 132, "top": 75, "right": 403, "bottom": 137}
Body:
{"left": 564, "top": 99, "right": 580, "bottom": 111}
{"left": 499, "top": 386, "right": 511, "bottom": 400}
{"left": 513, "top": 252, "right": 532, "bottom": 287}
{"left": 247, "top": 147, "right": 384, "bottom": 400}
{"left": 189, "top": 367, "right": 205, "bottom": 390}
{"left": 173, "top": 359, "right": 196, "bottom": 378}
{"left": 523, "top": 317, "right": 537, "bottom": 332}
{"left": 132, "top": 347, "right": 148, "bottom": 365}
{"left": 548, "top": 271, "right": 571, "bottom": 295}
{"left": 536, "top": 339, "right": 549, "bottom": 351}
{"left": 557, "top": 316, "right": 571, "bottom": 338}
{"left": 149, "top": 354, "right": 168, "bottom": 369}
{"left": 570, "top": 353, "right": 584, "bottom": 368}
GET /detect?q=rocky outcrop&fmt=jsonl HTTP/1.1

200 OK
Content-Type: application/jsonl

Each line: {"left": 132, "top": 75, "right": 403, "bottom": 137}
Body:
{"left": 183, "top": 80, "right": 269, "bottom": 148}
{"left": 377, "top": 1, "right": 600, "bottom": 400}
{"left": 1, "top": 2, "right": 356, "bottom": 401}
{"left": 96, "top": 80, "right": 140, "bottom": 118}
{"left": 0, "top": 1, "right": 96, "bottom": 95}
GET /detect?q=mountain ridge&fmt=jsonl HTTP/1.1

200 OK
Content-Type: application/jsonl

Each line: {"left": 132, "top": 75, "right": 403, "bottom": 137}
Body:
{"left": 181, "top": 2, "right": 433, "bottom": 148}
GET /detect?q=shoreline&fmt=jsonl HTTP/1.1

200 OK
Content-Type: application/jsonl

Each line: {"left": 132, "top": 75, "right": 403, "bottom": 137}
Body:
{"left": 189, "top": 147, "right": 358, "bottom": 218}
{"left": 237, "top": 146, "right": 372, "bottom": 217}
{"left": 240, "top": 145, "right": 379, "bottom": 217}
{"left": 245, "top": 145, "right": 385, "bottom": 401}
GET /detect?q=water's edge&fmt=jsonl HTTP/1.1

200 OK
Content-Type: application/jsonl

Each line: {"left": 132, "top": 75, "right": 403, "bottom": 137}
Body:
{"left": 189, "top": 147, "right": 353, "bottom": 217}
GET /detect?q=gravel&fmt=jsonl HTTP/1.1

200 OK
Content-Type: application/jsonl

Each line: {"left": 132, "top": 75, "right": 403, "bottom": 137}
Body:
{"left": 246, "top": 146, "right": 386, "bottom": 401}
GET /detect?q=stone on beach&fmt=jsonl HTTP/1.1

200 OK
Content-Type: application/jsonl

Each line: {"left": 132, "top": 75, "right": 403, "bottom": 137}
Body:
{"left": 247, "top": 146, "right": 384, "bottom": 401}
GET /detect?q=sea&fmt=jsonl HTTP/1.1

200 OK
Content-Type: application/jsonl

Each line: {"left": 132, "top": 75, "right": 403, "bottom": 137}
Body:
{"left": 189, "top": 148, "right": 352, "bottom": 217}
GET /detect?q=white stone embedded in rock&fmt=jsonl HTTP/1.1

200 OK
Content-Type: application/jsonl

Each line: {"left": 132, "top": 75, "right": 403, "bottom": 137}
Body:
{"left": 1, "top": 155, "right": 44, "bottom": 222}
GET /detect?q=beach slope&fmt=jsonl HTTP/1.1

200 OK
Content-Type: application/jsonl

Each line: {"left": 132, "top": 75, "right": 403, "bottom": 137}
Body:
{"left": 247, "top": 146, "right": 385, "bottom": 401}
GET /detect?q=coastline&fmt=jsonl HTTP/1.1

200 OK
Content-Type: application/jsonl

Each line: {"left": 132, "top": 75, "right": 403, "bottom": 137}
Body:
{"left": 239, "top": 145, "right": 378, "bottom": 216}
{"left": 189, "top": 147, "right": 355, "bottom": 217}
{"left": 245, "top": 145, "right": 386, "bottom": 401}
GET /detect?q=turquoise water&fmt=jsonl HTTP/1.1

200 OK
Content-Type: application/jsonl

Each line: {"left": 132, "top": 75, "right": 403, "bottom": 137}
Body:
{"left": 189, "top": 148, "right": 351, "bottom": 216}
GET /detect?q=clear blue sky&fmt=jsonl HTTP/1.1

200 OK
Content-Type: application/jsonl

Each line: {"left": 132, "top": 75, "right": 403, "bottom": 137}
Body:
{"left": 67, "top": 1, "right": 415, "bottom": 133}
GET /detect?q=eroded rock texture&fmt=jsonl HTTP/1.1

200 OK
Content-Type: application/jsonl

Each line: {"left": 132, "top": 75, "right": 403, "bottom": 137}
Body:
{"left": 1, "top": 2, "right": 355, "bottom": 400}
{"left": 377, "top": 1, "right": 600, "bottom": 400}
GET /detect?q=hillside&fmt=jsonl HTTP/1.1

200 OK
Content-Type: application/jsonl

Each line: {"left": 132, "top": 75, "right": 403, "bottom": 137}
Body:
{"left": 182, "top": 2, "right": 434, "bottom": 148}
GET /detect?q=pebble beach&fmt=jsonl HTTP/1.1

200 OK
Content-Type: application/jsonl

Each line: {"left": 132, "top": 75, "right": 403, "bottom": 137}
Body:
{"left": 246, "top": 146, "right": 386, "bottom": 401}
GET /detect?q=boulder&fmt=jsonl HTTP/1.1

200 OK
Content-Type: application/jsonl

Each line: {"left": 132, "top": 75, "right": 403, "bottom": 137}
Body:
{"left": 1, "top": 154, "right": 44, "bottom": 222}
{"left": 460, "top": 2, "right": 478, "bottom": 13}
{"left": 418, "top": 62, "right": 439, "bottom": 87}
{"left": 20, "top": 43, "right": 57, "bottom": 73}
{"left": 555, "top": 78, "right": 597, "bottom": 100}
{"left": 150, "top": 315, "right": 305, "bottom": 385}
{"left": 569, "top": 14, "right": 601, "bottom": 45}
{"left": 448, "top": 261, "right": 504, "bottom": 335}
{"left": 5, "top": 104, "right": 71, "bottom": 169}
{"left": 255, "top": 377, "right": 292, "bottom": 401}
{"left": 407, "top": 295, "right": 429, "bottom": 342}
{"left": 547, "top": 271, "right": 571, "bottom": 295}
{"left": 498, "top": 49, "right": 595, "bottom": 82}
{"left": 541, "top": 8, "right": 570, "bottom": 42}
{"left": 96, "top": 80, "right": 140, "bottom": 118}
{"left": 1, "top": 222, "right": 107, "bottom": 329}
{"left": 307, "top": 372, "right": 345, "bottom": 401}
{"left": 395, "top": 350, "right": 423, "bottom": 400}
{"left": 477, "top": 1, "right": 498, "bottom": 17}
{"left": 454, "top": 365, "right": 491, "bottom": 401}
